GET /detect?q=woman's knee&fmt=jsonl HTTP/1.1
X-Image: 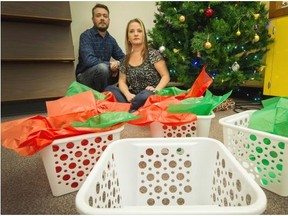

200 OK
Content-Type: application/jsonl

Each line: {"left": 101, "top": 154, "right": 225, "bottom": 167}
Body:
{"left": 137, "top": 89, "right": 154, "bottom": 100}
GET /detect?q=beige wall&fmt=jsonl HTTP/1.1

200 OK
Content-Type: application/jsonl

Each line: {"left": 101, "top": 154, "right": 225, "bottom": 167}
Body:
{"left": 70, "top": 1, "right": 157, "bottom": 67}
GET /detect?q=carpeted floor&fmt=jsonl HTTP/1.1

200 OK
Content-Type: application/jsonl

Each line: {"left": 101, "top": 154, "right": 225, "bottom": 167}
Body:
{"left": 1, "top": 106, "right": 287, "bottom": 214}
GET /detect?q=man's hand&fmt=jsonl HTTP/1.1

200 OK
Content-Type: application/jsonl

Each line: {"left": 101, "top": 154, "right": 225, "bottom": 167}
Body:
{"left": 110, "top": 61, "right": 120, "bottom": 72}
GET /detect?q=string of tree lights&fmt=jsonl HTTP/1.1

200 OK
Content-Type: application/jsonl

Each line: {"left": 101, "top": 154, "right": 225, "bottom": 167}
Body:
{"left": 148, "top": 1, "right": 274, "bottom": 91}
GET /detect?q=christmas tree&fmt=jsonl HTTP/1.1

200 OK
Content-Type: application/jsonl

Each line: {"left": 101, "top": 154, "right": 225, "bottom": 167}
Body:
{"left": 148, "top": 1, "right": 274, "bottom": 90}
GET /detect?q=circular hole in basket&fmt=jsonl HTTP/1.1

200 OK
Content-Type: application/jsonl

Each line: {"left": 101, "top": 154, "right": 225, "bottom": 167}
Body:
{"left": 230, "top": 189, "right": 234, "bottom": 200}
{"left": 169, "top": 185, "right": 177, "bottom": 193}
{"left": 83, "top": 159, "right": 90, "bottom": 166}
{"left": 147, "top": 173, "right": 154, "bottom": 181}
{"left": 71, "top": 182, "right": 78, "bottom": 188}
{"left": 222, "top": 159, "right": 225, "bottom": 168}
{"left": 146, "top": 148, "right": 154, "bottom": 156}
{"left": 60, "top": 154, "right": 68, "bottom": 161}
{"left": 224, "top": 197, "right": 228, "bottom": 206}
{"left": 75, "top": 151, "right": 82, "bottom": 158}
{"left": 162, "top": 173, "right": 169, "bottom": 181}
{"left": 250, "top": 134, "right": 257, "bottom": 141}
{"left": 236, "top": 179, "right": 241, "bottom": 192}
{"left": 102, "top": 171, "right": 106, "bottom": 181}
{"left": 108, "top": 134, "right": 113, "bottom": 141}
{"left": 66, "top": 142, "right": 74, "bottom": 149}
{"left": 191, "top": 126, "right": 196, "bottom": 131}
{"left": 161, "top": 148, "right": 169, "bottom": 155}
{"left": 154, "top": 186, "right": 162, "bottom": 193}
{"left": 223, "top": 177, "right": 227, "bottom": 187}
{"left": 139, "top": 186, "right": 147, "bottom": 194}
{"left": 89, "top": 148, "right": 96, "bottom": 154}
{"left": 139, "top": 161, "right": 147, "bottom": 169}
{"left": 154, "top": 161, "right": 162, "bottom": 168}
{"left": 88, "top": 196, "right": 93, "bottom": 207}
{"left": 147, "top": 198, "right": 155, "bottom": 206}
{"left": 162, "top": 198, "right": 170, "bottom": 205}
{"left": 95, "top": 137, "right": 102, "bottom": 143}
{"left": 55, "top": 166, "right": 62, "bottom": 173}
{"left": 52, "top": 145, "right": 60, "bottom": 152}
{"left": 278, "top": 142, "right": 285, "bottom": 150}
{"left": 169, "top": 160, "right": 177, "bottom": 168}
{"left": 246, "top": 194, "right": 252, "bottom": 205}
{"left": 184, "top": 160, "right": 191, "bottom": 168}
{"left": 81, "top": 139, "right": 89, "bottom": 146}
{"left": 263, "top": 138, "right": 271, "bottom": 145}
{"left": 63, "top": 174, "right": 70, "bottom": 181}
{"left": 181, "top": 125, "right": 187, "bottom": 130}
{"left": 176, "top": 173, "right": 184, "bottom": 180}
{"left": 96, "top": 182, "right": 100, "bottom": 194}
{"left": 177, "top": 198, "right": 185, "bottom": 205}
{"left": 270, "top": 151, "right": 278, "bottom": 158}
{"left": 176, "top": 133, "right": 182, "bottom": 137}
{"left": 176, "top": 148, "right": 184, "bottom": 155}
{"left": 184, "top": 185, "right": 192, "bottom": 193}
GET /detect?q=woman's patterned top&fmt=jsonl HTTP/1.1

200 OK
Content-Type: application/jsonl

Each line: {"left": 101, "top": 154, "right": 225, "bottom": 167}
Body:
{"left": 119, "top": 48, "right": 163, "bottom": 94}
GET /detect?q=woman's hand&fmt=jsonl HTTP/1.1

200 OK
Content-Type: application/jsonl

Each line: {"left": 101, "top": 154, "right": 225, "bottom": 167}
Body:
{"left": 145, "top": 86, "right": 156, "bottom": 92}
{"left": 125, "top": 92, "right": 136, "bottom": 102}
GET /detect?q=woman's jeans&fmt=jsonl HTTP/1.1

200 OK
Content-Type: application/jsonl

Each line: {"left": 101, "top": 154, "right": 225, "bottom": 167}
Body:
{"left": 105, "top": 85, "right": 154, "bottom": 112}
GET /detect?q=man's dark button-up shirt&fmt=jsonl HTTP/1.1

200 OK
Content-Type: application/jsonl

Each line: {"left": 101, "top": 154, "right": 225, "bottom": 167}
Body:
{"left": 76, "top": 27, "right": 125, "bottom": 75}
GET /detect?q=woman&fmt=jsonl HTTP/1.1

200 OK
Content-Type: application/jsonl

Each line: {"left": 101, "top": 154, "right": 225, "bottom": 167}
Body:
{"left": 105, "top": 18, "right": 170, "bottom": 112}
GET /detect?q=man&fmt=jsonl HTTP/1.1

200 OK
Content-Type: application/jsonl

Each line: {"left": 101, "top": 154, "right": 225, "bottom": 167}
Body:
{"left": 76, "top": 3, "right": 125, "bottom": 92}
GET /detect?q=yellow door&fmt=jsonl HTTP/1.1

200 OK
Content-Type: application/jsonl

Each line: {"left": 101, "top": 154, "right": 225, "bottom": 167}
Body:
{"left": 264, "top": 16, "right": 288, "bottom": 97}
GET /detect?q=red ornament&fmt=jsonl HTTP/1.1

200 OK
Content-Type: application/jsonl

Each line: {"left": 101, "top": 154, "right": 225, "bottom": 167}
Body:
{"left": 205, "top": 7, "right": 214, "bottom": 17}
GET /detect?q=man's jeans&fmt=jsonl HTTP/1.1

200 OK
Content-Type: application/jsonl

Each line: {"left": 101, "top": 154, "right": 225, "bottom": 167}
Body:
{"left": 76, "top": 63, "right": 118, "bottom": 92}
{"left": 105, "top": 85, "right": 154, "bottom": 112}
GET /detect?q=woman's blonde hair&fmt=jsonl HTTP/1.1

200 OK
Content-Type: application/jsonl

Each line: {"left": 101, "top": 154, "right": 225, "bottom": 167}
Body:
{"left": 124, "top": 18, "right": 149, "bottom": 67}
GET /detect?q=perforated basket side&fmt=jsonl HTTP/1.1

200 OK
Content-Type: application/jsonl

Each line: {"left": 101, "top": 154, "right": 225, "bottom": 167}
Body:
{"left": 150, "top": 112, "right": 215, "bottom": 138}
{"left": 219, "top": 110, "right": 288, "bottom": 196}
{"left": 40, "top": 126, "right": 123, "bottom": 196}
{"left": 76, "top": 138, "right": 267, "bottom": 215}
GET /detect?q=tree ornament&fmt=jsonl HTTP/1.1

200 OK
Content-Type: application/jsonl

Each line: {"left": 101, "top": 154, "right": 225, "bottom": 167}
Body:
{"left": 204, "top": 41, "right": 212, "bottom": 49}
{"left": 253, "top": 13, "right": 260, "bottom": 20}
{"left": 179, "top": 15, "right": 186, "bottom": 23}
{"left": 254, "top": 33, "right": 260, "bottom": 42}
{"left": 254, "top": 25, "right": 259, "bottom": 31}
{"left": 173, "top": 48, "right": 180, "bottom": 53}
{"left": 205, "top": 5, "right": 214, "bottom": 17}
{"left": 159, "top": 45, "right": 166, "bottom": 53}
{"left": 236, "top": 30, "right": 241, "bottom": 36}
{"left": 204, "top": 34, "right": 212, "bottom": 49}
{"left": 232, "top": 62, "right": 240, "bottom": 72}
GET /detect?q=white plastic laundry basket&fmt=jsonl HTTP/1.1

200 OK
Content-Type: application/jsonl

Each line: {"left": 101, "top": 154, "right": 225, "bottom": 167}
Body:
{"left": 76, "top": 137, "right": 266, "bottom": 214}
{"left": 39, "top": 126, "right": 124, "bottom": 196}
{"left": 219, "top": 110, "right": 288, "bottom": 197}
{"left": 150, "top": 112, "right": 215, "bottom": 137}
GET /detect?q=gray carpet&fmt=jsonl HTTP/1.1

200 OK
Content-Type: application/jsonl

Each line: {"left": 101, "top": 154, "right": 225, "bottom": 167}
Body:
{"left": 1, "top": 108, "right": 287, "bottom": 214}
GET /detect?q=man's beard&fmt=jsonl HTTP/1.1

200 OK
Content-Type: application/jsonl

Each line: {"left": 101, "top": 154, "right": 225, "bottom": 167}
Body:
{"left": 97, "top": 26, "right": 108, "bottom": 32}
{"left": 97, "top": 23, "right": 109, "bottom": 32}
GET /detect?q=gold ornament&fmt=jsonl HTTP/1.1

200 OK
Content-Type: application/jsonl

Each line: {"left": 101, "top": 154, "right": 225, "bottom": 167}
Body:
{"left": 254, "top": 33, "right": 260, "bottom": 42}
{"left": 204, "top": 41, "right": 212, "bottom": 49}
{"left": 236, "top": 30, "right": 241, "bottom": 36}
{"left": 253, "top": 13, "right": 260, "bottom": 20}
{"left": 179, "top": 15, "right": 186, "bottom": 23}
{"left": 173, "top": 48, "right": 180, "bottom": 53}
